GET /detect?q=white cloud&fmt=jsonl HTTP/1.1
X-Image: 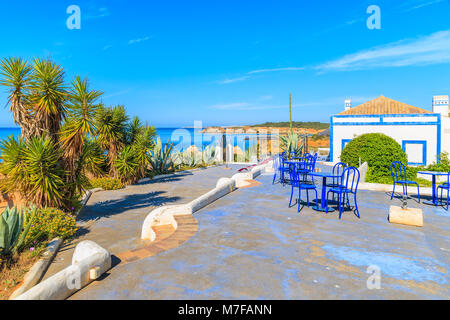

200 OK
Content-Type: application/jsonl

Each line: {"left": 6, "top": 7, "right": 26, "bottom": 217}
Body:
{"left": 103, "top": 90, "right": 131, "bottom": 99}
{"left": 103, "top": 45, "right": 113, "bottom": 51}
{"left": 209, "top": 96, "right": 375, "bottom": 111}
{"left": 209, "top": 102, "right": 285, "bottom": 111}
{"left": 128, "top": 36, "right": 152, "bottom": 45}
{"left": 216, "top": 66, "right": 304, "bottom": 84}
{"left": 402, "top": 0, "right": 445, "bottom": 12}
{"left": 216, "top": 76, "right": 251, "bottom": 84}
{"left": 85, "top": 7, "right": 110, "bottom": 19}
{"left": 248, "top": 67, "right": 305, "bottom": 74}
{"left": 316, "top": 30, "right": 450, "bottom": 72}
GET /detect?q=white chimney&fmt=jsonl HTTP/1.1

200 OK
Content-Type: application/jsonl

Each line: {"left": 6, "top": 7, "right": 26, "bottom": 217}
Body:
{"left": 432, "top": 95, "right": 449, "bottom": 117}
{"left": 345, "top": 99, "right": 351, "bottom": 111}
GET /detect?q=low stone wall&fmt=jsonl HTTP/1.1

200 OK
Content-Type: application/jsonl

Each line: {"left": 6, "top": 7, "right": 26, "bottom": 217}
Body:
{"left": 13, "top": 241, "right": 111, "bottom": 300}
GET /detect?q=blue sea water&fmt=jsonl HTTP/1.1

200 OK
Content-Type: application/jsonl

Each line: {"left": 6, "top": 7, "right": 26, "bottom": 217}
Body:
{"left": 0, "top": 127, "right": 260, "bottom": 152}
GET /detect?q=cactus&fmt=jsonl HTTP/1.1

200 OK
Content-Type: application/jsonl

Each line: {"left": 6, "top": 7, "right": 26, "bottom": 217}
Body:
{"left": 149, "top": 137, "right": 174, "bottom": 174}
{"left": 0, "top": 205, "right": 35, "bottom": 255}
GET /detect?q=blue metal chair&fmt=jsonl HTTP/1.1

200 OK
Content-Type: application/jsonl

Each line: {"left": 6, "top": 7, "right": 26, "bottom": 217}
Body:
{"left": 437, "top": 171, "right": 450, "bottom": 210}
{"left": 288, "top": 162, "right": 318, "bottom": 212}
{"left": 280, "top": 153, "right": 291, "bottom": 185}
{"left": 327, "top": 162, "right": 348, "bottom": 202}
{"left": 328, "top": 162, "right": 347, "bottom": 188}
{"left": 390, "top": 161, "right": 421, "bottom": 203}
{"left": 272, "top": 153, "right": 283, "bottom": 184}
{"left": 326, "top": 166, "right": 360, "bottom": 219}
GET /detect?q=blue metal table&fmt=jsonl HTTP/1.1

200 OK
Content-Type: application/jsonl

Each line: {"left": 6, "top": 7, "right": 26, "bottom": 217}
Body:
{"left": 309, "top": 171, "right": 341, "bottom": 212}
{"left": 417, "top": 171, "right": 449, "bottom": 205}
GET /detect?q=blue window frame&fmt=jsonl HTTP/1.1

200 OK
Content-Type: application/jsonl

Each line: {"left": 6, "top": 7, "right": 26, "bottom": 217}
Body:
{"left": 402, "top": 140, "right": 427, "bottom": 166}
{"left": 341, "top": 139, "right": 352, "bottom": 151}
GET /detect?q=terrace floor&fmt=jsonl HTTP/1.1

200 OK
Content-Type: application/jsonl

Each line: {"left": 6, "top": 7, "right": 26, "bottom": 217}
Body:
{"left": 49, "top": 164, "right": 449, "bottom": 299}
{"left": 43, "top": 164, "right": 244, "bottom": 281}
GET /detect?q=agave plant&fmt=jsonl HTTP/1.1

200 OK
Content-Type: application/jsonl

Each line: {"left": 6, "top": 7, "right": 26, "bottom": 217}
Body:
{"left": 202, "top": 145, "right": 217, "bottom": 166}
{"left": 0, "top": 205, "right": 35, "bottom": 255}
{"left": 280, "top": 133, "right": 303, "bottom": 158}
{"left": 150, "top": 137, "right": 174, "bottom": 174}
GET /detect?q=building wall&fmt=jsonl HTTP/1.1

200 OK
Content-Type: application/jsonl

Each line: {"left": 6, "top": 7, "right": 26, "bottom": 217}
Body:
{"left": 441, "top": 116, "right": 450, "bottom": 156}
{"left": 330, "top": 114, "right": 441, "bottom": 166}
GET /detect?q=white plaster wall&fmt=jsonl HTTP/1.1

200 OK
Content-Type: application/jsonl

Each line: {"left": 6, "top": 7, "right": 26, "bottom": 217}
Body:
{"left": 333, "top": 124, "right": 438, "bottom": 165}
{"left": 441, "top": 116, "right": 450, "bottom": 156}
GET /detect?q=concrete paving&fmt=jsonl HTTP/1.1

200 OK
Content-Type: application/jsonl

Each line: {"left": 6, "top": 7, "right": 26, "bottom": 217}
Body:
{"left": 63, "top": 165, "right": 449, "bottom": 300}
{"left": 43, "top": 165, "right": 245, "bottom": 281}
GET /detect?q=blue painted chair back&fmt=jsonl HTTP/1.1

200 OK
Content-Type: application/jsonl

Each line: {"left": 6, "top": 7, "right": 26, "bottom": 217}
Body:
{"left": 288, "top": 162, "right": 301, "bottom": 187}
{"left": 299, "top": 154, "right": 315, "bottom": 172}
{"left": 340, "top": 166, "right": 360, "bottom": 194}
{"left": 273, "top": 153, "right": 282, "bottom": 171}
{"left": 312, "top": 153, "right": 318, "bottom": 171}
{"left": 288, "top": 162, "right": 310, "bottom": 186}
{"left": 333, "top": 162, "right": 348, "bottom": 185}
{"left": 391, "top": 161, "right": 407, "bottom": 183}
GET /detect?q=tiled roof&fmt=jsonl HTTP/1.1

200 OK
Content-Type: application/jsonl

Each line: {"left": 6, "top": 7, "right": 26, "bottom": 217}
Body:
{"left": 338, "top": 95, "right": 431, "bottom": 115}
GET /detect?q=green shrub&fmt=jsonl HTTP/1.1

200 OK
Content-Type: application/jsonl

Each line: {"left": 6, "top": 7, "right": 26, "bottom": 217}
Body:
{"left": 340, "top": 133, "right": 408, "bottom": 183}
{"left": 424, "top": 152, "right": 450, "bottom": 172}
{"left": 26, "top": 208, "right": 78, "bottom": 245}
{"left": 89, "top": 177, "right": 124, "bottom": 190}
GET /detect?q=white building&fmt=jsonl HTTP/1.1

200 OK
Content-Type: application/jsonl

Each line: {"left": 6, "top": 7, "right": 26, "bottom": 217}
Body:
{"left": 330, "top": 95, "right": 450, "bottom": 166}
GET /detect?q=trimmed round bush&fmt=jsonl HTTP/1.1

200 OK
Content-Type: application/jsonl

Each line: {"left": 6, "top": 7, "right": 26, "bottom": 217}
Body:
{"left": 340, "top": 133, "right": 407, "bottom": 183}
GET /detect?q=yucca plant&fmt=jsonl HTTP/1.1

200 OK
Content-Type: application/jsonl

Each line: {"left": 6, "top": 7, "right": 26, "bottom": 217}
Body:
{"left": 0, "top": 136, "right": 65, "bottom": 208}
{"left": 150, "top": 137, "right": 174, "bottom": 174}
{"left": 95, "top": 105, "right": 129, "bottom": 174}
{"left": 132, "top": 126, "right": 156, "bottom": 178}
{"left": 29, "top": 58, "right": 68, "bottom": 141}
{"left": 80, "top": 138, "right": 107, "bottom": 178}
{"left": 115, "top": 146, "right": 140, "bottom": 184}
{"left": 0, "top": 205, "right": 36, "bottom": 255}
{"left": 69, "top": 139, "right": 107, "bottom": 197}
{"left": 60, "top": 76, "right": 102, "bottom": 169}
{"left": 0, "top": 57, "right": 35, "bottom": 140}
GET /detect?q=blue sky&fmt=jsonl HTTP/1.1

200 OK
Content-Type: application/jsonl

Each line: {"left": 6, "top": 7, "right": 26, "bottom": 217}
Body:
{"left": 0, "top": 0, "right": 450, "bottom": 127}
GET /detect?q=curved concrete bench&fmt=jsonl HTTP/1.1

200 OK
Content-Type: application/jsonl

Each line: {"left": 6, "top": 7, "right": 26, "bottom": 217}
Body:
{"left": 14, "top": 241, "right": 111, "bottom": 300}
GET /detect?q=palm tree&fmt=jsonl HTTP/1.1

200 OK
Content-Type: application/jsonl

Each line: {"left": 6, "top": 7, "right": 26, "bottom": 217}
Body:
{"left": 95, "top": 105, "right": 129, "bottom": 175}
{"left": 29, "top": 58, "right": 68, "bottom": 142}
{"left": 0, "top": 57, "right": 34, "bottom": 140}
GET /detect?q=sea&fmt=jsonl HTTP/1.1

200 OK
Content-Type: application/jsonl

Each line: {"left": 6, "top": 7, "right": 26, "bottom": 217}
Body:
{"left": 0, "top": 127, "right": 263, "bottom": 152}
